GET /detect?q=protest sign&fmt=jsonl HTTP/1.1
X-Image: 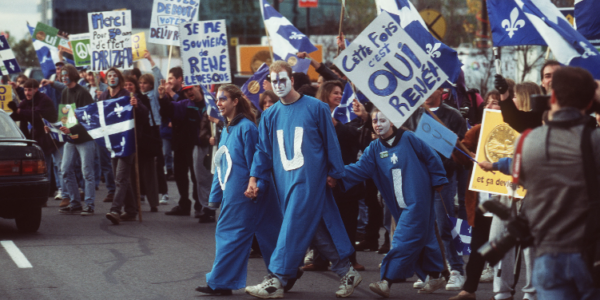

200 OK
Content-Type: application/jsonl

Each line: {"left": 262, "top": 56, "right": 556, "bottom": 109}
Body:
{"left": 333, "top": 11, "right": 449, "bottom": 127}
{"left": 87, "top": 10, "right": 133, "bottom": 71}
{"left": 0, "top": 36, "right": 21, "bottom": 76}
{"left": 469, "top": 109, "right": 526, "bottom": 198}
{"left": 0, "top": 85, "right": 13, "bottom": 113}
{"left": 132, "top": 32, "right": 147, "bottom": 61}
{"left": 69, "top": 33, "right": 91, "bottom": 67}
{"left": 180, "top": 20, "right": 231, "bottom": 85}
{"left": 414, "top": 113, "right": 457, "bottom": 158}
{"left": 149, "top": 0, "right": 200, "bottom": 46}
{"left": 58, "top": 104, "right": 78, "bottom": 128}
{"left": 33, "top": 22, "right": 71, "bottom": 53}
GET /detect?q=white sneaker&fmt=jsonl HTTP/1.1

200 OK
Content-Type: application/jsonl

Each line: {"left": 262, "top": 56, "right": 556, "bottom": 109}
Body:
{"left": 336, "top": 266, "right": 362, "bottom": 298}
{"left": 446, "top": 270, "right": 465, "bottom": 291}
{"left": 159, "top": 194, "right": 169, "bottom": 205}
{"left": 413, "top": 279, "right": 424, "bottom": 289}
{"left": 418, "top": 275, "right": 446, "bottom": 294}
{"left": 480, "top": 265, "right": 494, "bottom": 283}
{"left": 245, "top": 274, "right": 283, "bottom": 299}
{"left": 54, "top": 190, "right": 63, "bottom": 200}
{"left": 369, "top": 280, "right": 390, "bottom": 298}
{"left": 304, "top": 249, "right": 314, "bottom": 265}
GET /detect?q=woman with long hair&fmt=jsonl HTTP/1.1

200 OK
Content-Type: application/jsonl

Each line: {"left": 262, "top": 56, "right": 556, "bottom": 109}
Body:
{"left": 195, "top": 84, "right": 282, "bottom": 295}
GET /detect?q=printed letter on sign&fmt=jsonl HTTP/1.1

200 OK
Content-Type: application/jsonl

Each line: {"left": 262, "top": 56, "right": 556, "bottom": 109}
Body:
{"left": 277, "top": 127, "right": 304, "bottom": 171}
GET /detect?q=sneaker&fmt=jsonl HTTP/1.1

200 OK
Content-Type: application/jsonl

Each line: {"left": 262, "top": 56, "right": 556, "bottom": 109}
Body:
{"left": 413, "top": 279, "right": 424, "bottom": 289}
{"left": 195, "top": 286, "right": 232, "bottom": 295}
{"left": 81, "top": 207, "right": 94, "bottom": 216}
{"left": 480, "top": 265, "right": 494, "bottom": 283}
{"left": 369, "top": 280, "right": 390, "bottom": 298}
{"left": 159, "top": 194, "right": 169, "bottom": 205}
{"left": 54, "top": 190, "right": 63, "bottom": 200}
{"left": 418, "top": 275, "right": 446, "bottom": 294}
{"left": 59, "top": 198, "right": 71, "bottom": 208}
{"left": 120, "top": 212, "right": 137, "bottom": 221}
{"left": 59, "top": 206, "right": 82, "bottom": 214}
{"left": 446, "top": 270, "right": 465, "bottom": 291}
{"left": 336, "top": 266, "right": 362, "bottom": 298}
{"left": 304, "top": 249, "right": 314, "bottom": 265}
{"left": 245, "top": 274, "right": 283, "bottom": 299}
{"left": 106, "top": 212, "right": 120, "bottom": 225}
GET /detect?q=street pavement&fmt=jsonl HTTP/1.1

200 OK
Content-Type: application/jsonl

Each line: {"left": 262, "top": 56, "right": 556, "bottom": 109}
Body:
{"left": 0, "top": 181, "right": 529, "bottom": 300}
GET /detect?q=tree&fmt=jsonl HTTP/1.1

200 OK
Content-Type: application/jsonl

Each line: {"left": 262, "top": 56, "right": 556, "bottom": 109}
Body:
{"left": 6, "top": 31, "right": 39, "bottom": 69}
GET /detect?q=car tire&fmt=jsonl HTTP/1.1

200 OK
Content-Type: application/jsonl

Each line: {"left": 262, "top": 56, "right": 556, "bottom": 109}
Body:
{"left": 15, "top": 207, "right": 42, "bottom": 233}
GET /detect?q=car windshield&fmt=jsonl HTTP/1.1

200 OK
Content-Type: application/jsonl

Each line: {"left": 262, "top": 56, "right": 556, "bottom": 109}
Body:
{"left": 0, "top": 112, "right": 24, "bottom": 138}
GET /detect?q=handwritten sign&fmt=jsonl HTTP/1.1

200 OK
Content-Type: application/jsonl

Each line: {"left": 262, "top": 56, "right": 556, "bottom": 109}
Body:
{"left": 149, "top": 0, "right": 200, "bottom": 46}
{"left": 414, "top": 113, "right": 457, "bottom": 158}
{"left": 132, "top": 32, "right": 147, "bottom": 61}
{"left": 469, "top": 109, "right": 526, "bottom": 198}
{"left": 69, "top": 33, "right": 91, "bottom": 67}
{"left": 33, "top": 22, "right": 71, "bottom": 52}
{"left": 180, "top": 20, "right": 231, "bottom": 85}
{"left": 87, "top": 10, "right": 133, "bottom": 71}
{"left": 0, "top": 85, "right": 13, "bottom": 113}
{"left": 333, "top": 11, "right": 448, "bottom": 127}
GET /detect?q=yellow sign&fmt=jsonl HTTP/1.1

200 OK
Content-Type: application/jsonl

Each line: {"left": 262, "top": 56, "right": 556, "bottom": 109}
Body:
{"left": 132, "top": 32, "right": 147, "bottom": 61}
{"left": 230, "top": 37, "right": 239, "bottom": 47}
{"left": 469, "top": 109, "right": 527, "bottom": 198}
{"left": 236, "top": 44, "right": 323, "bottom": 81}
{"left": 0, "top": 85, "right": 13, "bottom": 113}
{"left": 419, "top": 9, "right": 446, "bottom": 40}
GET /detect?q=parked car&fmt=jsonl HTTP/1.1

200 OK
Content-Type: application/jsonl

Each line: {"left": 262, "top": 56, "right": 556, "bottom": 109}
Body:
{"left": 0, "top": 110, "right": 48, "bottom": 233}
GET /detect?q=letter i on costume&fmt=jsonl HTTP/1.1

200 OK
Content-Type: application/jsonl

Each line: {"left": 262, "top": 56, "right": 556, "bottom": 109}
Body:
{"left": 338, "top": 109, "right": 449, "bottom": 297}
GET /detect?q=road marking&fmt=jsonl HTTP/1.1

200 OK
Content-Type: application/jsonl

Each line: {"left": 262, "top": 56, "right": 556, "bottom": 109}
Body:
{"left": 1, "top": 240, "right": 33, "bottom": 268}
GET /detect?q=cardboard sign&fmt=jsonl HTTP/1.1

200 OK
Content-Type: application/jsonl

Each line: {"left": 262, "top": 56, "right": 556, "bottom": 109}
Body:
{"left": 149, "top": 0, "right": 200, "bottom": 46}
{"left": 469, "top": 109, "right": 526, "bottom": 198}
{"left": 69, "top": 33, "right": 91, "bottom": 67}
{"left": 414, "top": 113, "right": 457, "bottom": 158}
{"left": 333, "top": 11, "right": 449, "bottom": 128}
{"left": 33, "top": 22, "right": 71, "bottom": 51}
{"left": 87, "top": 10, "right": 133, "bottom": 71}
{"left": 180, "top": 20, "right": 231, "bottom": 85}
{"left": 0, "top": 85, "right": 13, "bottom": 113}
{"left": 132, "top": 32, "right": 147, "bottom": 61}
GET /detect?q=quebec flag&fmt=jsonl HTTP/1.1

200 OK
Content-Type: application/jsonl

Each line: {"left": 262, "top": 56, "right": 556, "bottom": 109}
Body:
{"left": 515, "top": 0, "right": 600, "bottom": 79}
{"left": 42, "top": 118, "right": 72, "bottom": 143}
{"left": 449, "top": 215, "right": 472, "bottom": 255}
{"left": 75, "top": 96, "right": 136, "bottom": 158}
{"left": 201, "top": 85, "right": 225, "bottom": 123}
{"left": 487, "top": 0, "right": 547, "bottom": 47}
{"left": 27, "top": 23, "right": 57, "bottom": 79}
{"left": 575, "top": 0, "right": 600, "bottom": 47}
{"left": 0, "top": 36, "right": 21, "bottom": 76}
{"left": 332, "top": 83, "right": 357, "bottom": 124}
{"left": 260, "top": 0, "right": 318, "bottom": 61}
{"left": 241, "top": 62, "right": 270, "bottom": 112}
{"left": 375, "top": 0, "right": 462, "bottom": 87}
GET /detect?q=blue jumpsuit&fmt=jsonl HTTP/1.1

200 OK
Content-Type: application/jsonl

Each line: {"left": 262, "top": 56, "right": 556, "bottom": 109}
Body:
{"left": 206, "top": 115, "right": 283, "bottom": 290}
{"left": 340, "top": 129, "right": 448, "bottom": 281}
{"left": 250, "top": 95, "right": 354, "bottom": 278}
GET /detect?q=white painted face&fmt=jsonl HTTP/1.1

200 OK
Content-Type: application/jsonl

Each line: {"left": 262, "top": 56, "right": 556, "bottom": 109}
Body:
{"left": 271, "top": 71, "right": 292, "bottom": 98}
{"left": 373, "top": 112, "right": 391, "bottom": 137}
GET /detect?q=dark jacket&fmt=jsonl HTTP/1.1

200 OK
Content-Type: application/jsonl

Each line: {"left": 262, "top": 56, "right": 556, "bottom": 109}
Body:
{"left": 60, "top": 84, "right": 94, "bottom": 144}
{"left": 10, "top": 91, "right": 58, "bottom": 155}
{"left": 332, "top": 118, "right": 365, "bottom": 202}
{"left": 158, "top": 94, "right": 205, "bottom": 151}
{"left": 499, "top": 98, "right": 543, "bottom": 133}
{"left": 315, "top": 63, "right": 347, "bottom": 86}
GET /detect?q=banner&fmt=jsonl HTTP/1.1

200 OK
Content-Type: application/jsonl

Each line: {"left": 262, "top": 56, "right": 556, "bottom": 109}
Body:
{"left": 333, "top": 11, "right": 449, "bottom": 128}
{"left": 149, "top": 0, "right": 200, "bottom": 46}
{"left": 0, "top": 36, "right": 21, "bottom": 76}
{"left": 132, "top": 32, "right": 147, "bottom": 61}
{"left": 0, "top": 85, "right": 13, "bottom": 113}
{"left": 69, "top": 33, "right": 91, "bottom": 67}
{"left": 87, "top": 10, "right": 133, "bottom": 71}
{"left": 180, "top": 20, "right": 231, "bottom": 85}
{"left": 469, "top": 109, "right": 526, "bottom": 198}
{"left": 33, "top": 22, "right": 72, "bottom": 53}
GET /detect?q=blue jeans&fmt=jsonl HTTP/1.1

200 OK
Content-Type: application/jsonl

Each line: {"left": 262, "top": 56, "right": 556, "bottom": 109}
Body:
{"left": 455, "top": 166, "right": 468, "bottom": 220}
{"left": 94, "top": 142, "right": 116, "bottom": 194}
{"left": 357, "top": 198, "right": 368, "bottom": 234}
{"left": 533, "top": 253, "right": 600, "bottom": 300}
{"left": 434, "top": 173, "right": 464, "bottom": 274}
{"left": 162, "top": 138, "right": 173, "bottom": 172}
{"left": 51, "top": 144, "right": 64, "bottom": 193}
{"left": 62, "top": 141, "right": 96, "bottom": 209}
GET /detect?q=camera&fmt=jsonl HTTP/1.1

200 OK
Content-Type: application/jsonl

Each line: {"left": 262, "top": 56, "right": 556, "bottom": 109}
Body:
{"left": 530, "top": 94, "right": 551, "bottom": 112}
{"left": 477, "top": 200, "right": 534, "bottom": 266}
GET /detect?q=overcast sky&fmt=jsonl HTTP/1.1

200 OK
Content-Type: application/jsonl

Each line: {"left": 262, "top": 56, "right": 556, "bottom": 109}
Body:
{"left": 0, "top": 0, "right": 41, "bottom": 41}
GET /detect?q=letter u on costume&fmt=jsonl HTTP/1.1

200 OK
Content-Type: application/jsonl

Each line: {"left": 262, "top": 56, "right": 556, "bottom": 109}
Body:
{"left": 277, "top": 127, "right": 304, "bottom": 171}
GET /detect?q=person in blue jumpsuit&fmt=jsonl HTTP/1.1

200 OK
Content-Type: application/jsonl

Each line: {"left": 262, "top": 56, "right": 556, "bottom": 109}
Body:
{"left": 245, "top": 61, "right": 362, "bottom": 299}
{"left": 195, "top": 84, "right": 283, "bottom": 296}
{"left": 339, "top": 108, "right": 449, "bottom": 298}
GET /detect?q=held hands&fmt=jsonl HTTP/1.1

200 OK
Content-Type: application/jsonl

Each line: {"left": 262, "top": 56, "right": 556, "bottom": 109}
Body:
{"left": 478, "top": 161, "right": 494, "bottom": 172}
{"left": 44, "top": 126, "right": 50, "bottom": 134}
{"left": 433, "top": 185, "right": 444, "bottom": 192}
{"left": 494, "top": 74, "right": 509, "bottom": 96}
{"left": 326, "top": 176, "right": 337, "bottom": 188}
{"left": 143, "top": 50, "right": 155, "bottom": 67}
{"left": 245, "top": 177, "right": 259, "bottom": 199}
{"left": 59, "top": 127, "right": 70, "bottom": 134}
{"left": 40, "top": 79, "right": 51, "bottom": 87}
{"left": 352, "top": 99, "right": 367, "bottom": 122}
{"left": 296, "top": 52, "right": 310, "bottom": 60}
{"left": 130, "top": 97, "right": 138, "bottom": 108}
{"left": 7, "top": 101, "right": 18, "bottom": 112}
{"left": 209, "top": 137, "right": 216, "bottom": 146}
{"left": 336, "top": 32, "right": 346, "bottom": 51}
{"left": 158, "top": 79, "right": 166, "bottom": 98}
{"left": 262, "top": 80, "right": 272, "bottom": 91}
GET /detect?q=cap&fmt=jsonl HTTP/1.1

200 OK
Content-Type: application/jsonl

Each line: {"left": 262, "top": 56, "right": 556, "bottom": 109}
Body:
{"left": 182, "top": 85, "right": 194, "bottom": 91}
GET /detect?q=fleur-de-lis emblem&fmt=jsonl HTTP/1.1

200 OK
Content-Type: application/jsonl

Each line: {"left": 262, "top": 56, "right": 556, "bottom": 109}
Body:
{"left": 390, "top": 153, "right": 398, "bottom": 164}
{"left": 82, "top": 111, "right": 91, "bottom": 125}
{"left": 289, "top": 32, "right": 305, "bottom": 40}
{"left": 425, "top": 43, "right": 441, "bottom": 58}
{"left": 502, "top": 7, "right": 526, "bottom": 38}
{"left": 580, "top": 41, "right": 598, "bottom": 59}
{"left": 114, "top": 103, "right": 123, "bottom": 118}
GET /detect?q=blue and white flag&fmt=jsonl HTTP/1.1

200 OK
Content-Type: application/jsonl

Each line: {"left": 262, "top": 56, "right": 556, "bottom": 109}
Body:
{"left": 27, "top": 23, "right": 57, "bottom": 79}
{"left": 575, "top": 0, "right": 600, "bottom": 47}
{"left": 0, "top": 35, "right": 21, "bottom": 76}
{"left": 449, "top": 215, "right": 472, "bottom": 255}
{"left": 487, "top": 0, "right": 547, "bottom": 47}
{"left": 75, "top": 96, "right": 136, "bottom": 157}
{"left": 241, "top": 62, "right": 270, "bottom": 112}
{"left": 376, "top": 0, "right": 462, "bottom": 86}
{"left": 332, "top": 83, "right": 358, "bottom": 124}
{"left": 201, "top": 85, "right": 225, "bottom": 123}
{"left": 288, "top": 54, "right": 311, "bottom": 74}
{"left": 42, "top": 118, "right": 72, "bottom": 143}
{"left": 260, "top": 0, "right": 318, "bottom": 61}
{"left": 515, "top": 0, "right": 600, "bottom": 79}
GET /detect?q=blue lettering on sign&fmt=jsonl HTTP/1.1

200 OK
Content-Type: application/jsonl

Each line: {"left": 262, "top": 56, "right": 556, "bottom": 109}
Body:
{"left": 389, "top": 96, "right": 410, "bottom": 116}
{"left": 367, "top": 22, "right": 399, "bottom": 48}
{"left": 91, "top": 48, "right": 132, "bottom": 71}
{"left": 368, "top": 70, "right": 397, "bottom": 97}
{"left": 91, "top": 12, "right": 127, "bottom": 30}
{"left": 204, "top": 22, "right": 222, "bottom": 33}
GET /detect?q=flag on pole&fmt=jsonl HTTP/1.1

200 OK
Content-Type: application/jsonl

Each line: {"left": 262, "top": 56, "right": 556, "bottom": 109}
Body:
{"left": 201, "top": 85, "right": 225, "bottom": 123}
{"left": 515, "top": 0, "right": 600, "bottom": 79}
{"left": 74, "top": 96, "right": 136, "bottom": 157}
{"left": 449, "top": 215, "right": 472, "bottom": 255}
{"left": 241, "top": 63, "right": 270, "bottom": 112}
{"left": 0, "top": 35, "right": 21, "bottom": 76}
{"left": 42, "top": 118, "right": 72, "bottom": 143}
{"left": 575, "top": 0, "right": 600, "bottom": 48}
{"left": 27, "top": 23, "right": 58, "bottom": 79}
{"left": 487, "top": 0, "right": 547, "bottom": 47}
{"left": 332, "top": 83, "right": 357, "bottom": 124}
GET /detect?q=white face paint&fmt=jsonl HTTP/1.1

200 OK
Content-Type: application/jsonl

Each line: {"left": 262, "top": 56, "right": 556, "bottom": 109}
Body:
{"left": 271, "top": 71, "right": 292, "bottom": 98}
{"left": 373, "top": 112, "right": 391, "bottom": 137}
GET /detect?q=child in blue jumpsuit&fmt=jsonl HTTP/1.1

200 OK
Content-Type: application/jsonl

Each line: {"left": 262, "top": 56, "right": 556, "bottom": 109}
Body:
{"left": 339, "top": 109, "right": 448, "bottom": 298}
{"left": 195, "top": 84, "right": 283, "bottom": 296}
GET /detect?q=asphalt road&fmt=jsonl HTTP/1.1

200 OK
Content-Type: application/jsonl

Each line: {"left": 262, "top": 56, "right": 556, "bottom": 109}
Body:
{"left": 0, "top": 181, "right": 529, "bottom": 300}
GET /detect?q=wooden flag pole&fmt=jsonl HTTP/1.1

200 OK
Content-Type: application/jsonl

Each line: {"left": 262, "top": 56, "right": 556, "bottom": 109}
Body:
{"left": 336, "top": 4, "right": 345, "bottom": 56}
{"left": 131, "top": 93, "right": 143, "bottom": 222}
{"left": 544, "top": 47, "right": 551, "bottom": 60}
{"left": 166, "top": 45, "right": 173, "bottom": 73}
{"left": 264, "top": 26, "right": 275, "bottom": 62}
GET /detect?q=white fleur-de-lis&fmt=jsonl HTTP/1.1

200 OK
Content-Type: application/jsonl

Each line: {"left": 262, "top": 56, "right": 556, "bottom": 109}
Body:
{"left": 390, "top": 153, "right": 398, "bottom": 164}
{"left": 425, "top": 43, "right": 441, "bottom": 58}
{"left": 580, "top": 41, "right": 598, "bottom": 59}
{"left": 502, "top": 7, "right": 526, "bottom": 38}
{"left": 114, "top": 103, "right": 123, "bottom": 118}
{"left": 289, "top": 32, "right": 305, "bottom": 40}
{"left": 82, "top": 111, "right": 91, "bottom": 125}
